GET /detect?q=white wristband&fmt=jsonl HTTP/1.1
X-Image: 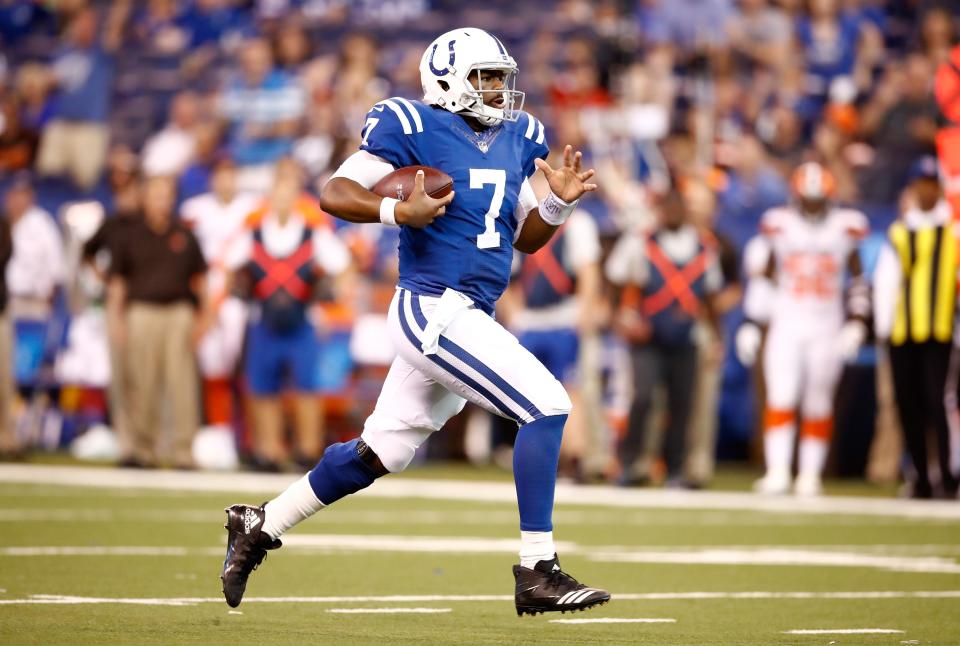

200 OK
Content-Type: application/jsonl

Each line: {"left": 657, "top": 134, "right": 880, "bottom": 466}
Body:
{"left": 539, "top": 192, "right": 577, "bottom": 226}
{"left": 379, "top": 197, "right": 399, "bottom": 227}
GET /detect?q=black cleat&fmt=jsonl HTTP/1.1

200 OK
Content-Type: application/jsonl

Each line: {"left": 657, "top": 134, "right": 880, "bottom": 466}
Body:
{"left": 513, "top": 555, "right": 610, "bottom": 616}
{"left": 221, "top": 503, "right": 281, "bottom": 607}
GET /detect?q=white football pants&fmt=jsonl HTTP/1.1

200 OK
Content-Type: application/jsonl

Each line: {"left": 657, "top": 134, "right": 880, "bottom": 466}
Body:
{"left": 763, "top": 320, "right": 844, "bottom": 419}
{"left": 360, "top": 288, "right": 572, "bottom": 473}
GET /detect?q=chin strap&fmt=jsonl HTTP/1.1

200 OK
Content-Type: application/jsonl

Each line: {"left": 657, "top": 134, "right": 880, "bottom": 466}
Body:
{"left": 460, "top": 100, "right": 502, "bottom": 126}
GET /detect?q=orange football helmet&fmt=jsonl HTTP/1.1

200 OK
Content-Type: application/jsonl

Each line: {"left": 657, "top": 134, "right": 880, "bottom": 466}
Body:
{"left": 790, "top": 162, "right": 837, "bottom": 201}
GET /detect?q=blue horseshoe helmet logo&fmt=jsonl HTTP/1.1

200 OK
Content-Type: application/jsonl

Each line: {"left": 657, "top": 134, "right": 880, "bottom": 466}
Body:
{"left": 428, "top": 40, "right": 456, "bottom": 76}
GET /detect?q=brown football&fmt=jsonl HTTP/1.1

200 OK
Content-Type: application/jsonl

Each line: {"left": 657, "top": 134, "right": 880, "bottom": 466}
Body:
{"left": 371, "top": 165, "right": 454, "bottom": 201}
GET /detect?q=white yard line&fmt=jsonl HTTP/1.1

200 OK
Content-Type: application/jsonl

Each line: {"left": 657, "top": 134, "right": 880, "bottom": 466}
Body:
{"left": 327, "top": 608, "right": 452, "bottom": 614}
{"left": 0, "top": 591, "right": 958, "bottom": 606}
{"left": 6, "top": 539, "right": 960, "bottom": 575}
{"left": 0, "top": 509, "right": 218, "bottom": 523}
{"left": 587, "top": 544, "right": 960, "bottom": 556}
{"left": 590, "top": 548, "right": 960, "bottom": 574}
{"left": 550, "top": 618, "right": 676, "bottom": 625}
{"left": 0, "top": 509, "right": 115, "bottom": 522}
{"left": 616, "top": 591, "right": 960, "bottom": 600}
{"left": 0, "top": 546, "right": 224, "bottom": 556}
{"left": 2, "top": 465, "right": 959, "bottom": 520}
{"left": 784, "top": 629, "right": 905, "bottom": 635}
{"left": 10, "top": 594, "right": 199, "bottom": 606}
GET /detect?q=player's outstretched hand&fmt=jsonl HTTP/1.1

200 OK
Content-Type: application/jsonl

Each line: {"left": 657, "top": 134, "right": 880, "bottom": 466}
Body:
{"left": 535, "top": 145, "right": 598, "bottom": 203}
{"left": 396, "top": 169, "right": 455, "bottom": 228}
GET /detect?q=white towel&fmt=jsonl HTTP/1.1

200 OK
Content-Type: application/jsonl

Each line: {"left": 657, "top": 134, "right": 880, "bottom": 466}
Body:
{"left": 420, "top": 288, "right": 474, "bottom": 355}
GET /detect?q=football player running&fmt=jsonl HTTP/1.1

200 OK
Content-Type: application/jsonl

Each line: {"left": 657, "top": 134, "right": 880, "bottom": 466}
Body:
{"left": 736, "top": 163, "right": 869, "bottom": 497}
{"left": 220, "top": 28, "right": 610, "bottom": 616}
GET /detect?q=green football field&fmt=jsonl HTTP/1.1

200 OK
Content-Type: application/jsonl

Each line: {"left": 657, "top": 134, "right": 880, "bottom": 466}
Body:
{"left": 1, "top": 464, "right": 959, "bottom": 645}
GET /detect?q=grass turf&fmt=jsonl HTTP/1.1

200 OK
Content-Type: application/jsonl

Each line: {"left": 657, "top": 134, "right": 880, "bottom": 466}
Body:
{"left": 0, "top": 469, "right": 958, "bottom": 645}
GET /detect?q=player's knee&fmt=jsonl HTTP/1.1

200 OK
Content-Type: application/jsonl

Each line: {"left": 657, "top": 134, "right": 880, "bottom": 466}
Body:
{"left": 531, "top": 378, "right": 572, "bottom": 420}
{"left": 376, "top": 442, "right": 416, "bottom": 474}
{"left": 360, "top": 428, "right": 431, "bottom": 473}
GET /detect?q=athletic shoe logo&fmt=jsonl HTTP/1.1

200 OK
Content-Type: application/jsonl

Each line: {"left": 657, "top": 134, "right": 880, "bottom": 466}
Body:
{"left": 557, "top": 589, "right": 597, "bottom": 605}
{"left": 243, "top": 508, "right": 261, "bottom": 535}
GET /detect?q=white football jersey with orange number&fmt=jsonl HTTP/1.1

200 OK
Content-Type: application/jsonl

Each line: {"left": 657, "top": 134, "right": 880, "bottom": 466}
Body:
{"left": 759, "top": 206, "right": 868, "bottom": 326}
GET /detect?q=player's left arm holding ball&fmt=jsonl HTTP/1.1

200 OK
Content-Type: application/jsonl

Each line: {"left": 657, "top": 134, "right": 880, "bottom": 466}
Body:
{"left": 321, "top": 159, "right": 454, "bottom": 229}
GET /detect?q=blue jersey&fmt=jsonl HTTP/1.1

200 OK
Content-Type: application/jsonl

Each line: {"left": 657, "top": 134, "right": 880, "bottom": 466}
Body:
{"left": 359, "top": 97, "right": 549, "bottom": 314}
{"left": 796, "top": 15, "right": 860, "bottom": 97}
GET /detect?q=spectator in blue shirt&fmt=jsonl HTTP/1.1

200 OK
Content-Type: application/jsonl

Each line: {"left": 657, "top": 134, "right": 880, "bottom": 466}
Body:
{"left": 796, "top": 0, "right": 862, "bottom": 105}
{"left": 35, "top": 4, "right": 127, "bottom": 191}
{"left": 219, "top": 37, "right": 305, "bottom": 192}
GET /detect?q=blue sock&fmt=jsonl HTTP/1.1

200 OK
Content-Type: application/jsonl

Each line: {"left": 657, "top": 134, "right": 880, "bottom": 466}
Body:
{"left": 513, "top": 414, "right": 566, "bottom": 532}
{"left": 307, "top": 439, "right": 383, "bottom": 505}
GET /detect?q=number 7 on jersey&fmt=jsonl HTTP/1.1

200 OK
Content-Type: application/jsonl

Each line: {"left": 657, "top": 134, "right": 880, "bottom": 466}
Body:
{"left": 470, "top": 168, "right": 506, "bottom": 249}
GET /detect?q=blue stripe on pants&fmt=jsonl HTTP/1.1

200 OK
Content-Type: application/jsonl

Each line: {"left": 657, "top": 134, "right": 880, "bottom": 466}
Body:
{"left": 396, "top": 291, "right": 520, "bottom": 422}
{"left": 409, "top": 292, "right": 545, "bottom": 421}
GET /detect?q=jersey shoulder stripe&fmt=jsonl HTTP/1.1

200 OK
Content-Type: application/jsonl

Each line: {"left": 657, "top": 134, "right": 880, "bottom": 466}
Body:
{"left": 524, "top": 113, "right": 536, "bottom": 138}
{"left": 523, "top": 113, "right": 544, "bottom": 143}
{"left": 377, "top": 97, "right": 424, "bottom": 135}
{"left": 392, "top": 97, "right": 424, "bottom": 133}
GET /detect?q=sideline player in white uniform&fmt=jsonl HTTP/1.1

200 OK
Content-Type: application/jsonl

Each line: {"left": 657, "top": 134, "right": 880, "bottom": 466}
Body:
{"left": 736, "top": 163, "right": 869, "bottom": 496}
{"left": 220, "top": 28, "right": 610, "bottom": 616}
{"left": 180, "top": 157, "right": 260, "bottom": 423}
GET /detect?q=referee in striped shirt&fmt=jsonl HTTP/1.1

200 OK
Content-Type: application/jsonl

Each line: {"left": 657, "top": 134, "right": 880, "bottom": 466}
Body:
{"left": 874, "top": 157, "right": 959, "bottom": 499}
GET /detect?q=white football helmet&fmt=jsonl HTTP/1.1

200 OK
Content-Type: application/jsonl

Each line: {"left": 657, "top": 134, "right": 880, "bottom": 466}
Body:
{"left": 420, "top": 27, "right": 524, "bottom": 127}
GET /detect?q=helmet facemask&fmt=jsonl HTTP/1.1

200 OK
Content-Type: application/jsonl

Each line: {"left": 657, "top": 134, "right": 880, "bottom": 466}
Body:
{"left": 458, "top": 65, "right": 525, "bottom": 127}
{"left": 797, "top": 196, "right": 829, "bottom": 220}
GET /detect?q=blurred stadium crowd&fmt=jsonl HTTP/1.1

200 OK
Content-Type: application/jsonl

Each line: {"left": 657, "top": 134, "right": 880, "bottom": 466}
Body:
{"left": 0, "top": 0, "right": 957, "bottom": 497}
